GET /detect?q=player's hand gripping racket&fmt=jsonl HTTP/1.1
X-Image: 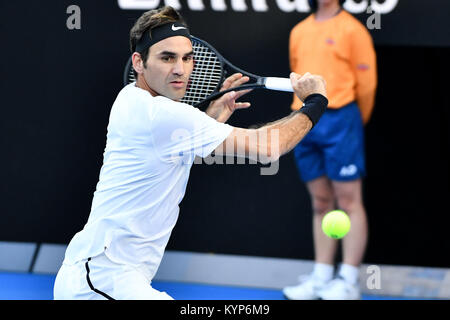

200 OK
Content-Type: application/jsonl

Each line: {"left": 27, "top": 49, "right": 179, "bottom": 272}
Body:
{"left": 123, "top": 36, "right": 294, "bottom": 107}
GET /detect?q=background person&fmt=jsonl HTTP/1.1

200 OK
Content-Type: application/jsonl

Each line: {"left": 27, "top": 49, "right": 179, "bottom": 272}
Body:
{"left": 282, "top": 0, "right": 377, "bottom": 300}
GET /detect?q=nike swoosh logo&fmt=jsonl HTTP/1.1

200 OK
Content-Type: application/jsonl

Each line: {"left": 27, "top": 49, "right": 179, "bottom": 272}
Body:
{"left": 172, "top": 24, "right": 187, "bottom": 31}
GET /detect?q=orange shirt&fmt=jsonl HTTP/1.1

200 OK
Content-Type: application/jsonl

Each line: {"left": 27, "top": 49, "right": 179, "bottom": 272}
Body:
{"left": 289, "top": 10, "right": 377, "bottom": 124}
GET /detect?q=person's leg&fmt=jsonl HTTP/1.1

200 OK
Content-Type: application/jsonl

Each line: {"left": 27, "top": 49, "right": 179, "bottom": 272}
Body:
{"left": 332, "top": 179, "right": 368, "bottom": 269}
{"left": 317, "top": 178, "right": 367, "bottom": 300}
{"left": 306, "top": 176, "right": 338, "bottom": 267}
{"left": 89, "top": 252, "right": 174, "bottom": 300}
{"left": 111, "top": 266, "right": 173, "bottom": 300}
{"left": 56, "top": 252, "right": 173, "bottom": 300}
{"left": 54, "top": 261, "right": 102, "bottom": 300}
{"left": 282, "top": 175, "right": 337, "bottom": 300}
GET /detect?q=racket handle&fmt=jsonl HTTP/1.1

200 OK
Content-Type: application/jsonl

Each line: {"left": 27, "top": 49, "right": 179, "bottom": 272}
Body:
{"left": 264, "top": 77, "right": 293, "bottom": 92}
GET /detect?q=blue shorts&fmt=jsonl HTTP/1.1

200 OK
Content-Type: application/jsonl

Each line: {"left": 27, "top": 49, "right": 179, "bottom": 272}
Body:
{"left": 293, "top": 101, "right": 366, "bottom": 182}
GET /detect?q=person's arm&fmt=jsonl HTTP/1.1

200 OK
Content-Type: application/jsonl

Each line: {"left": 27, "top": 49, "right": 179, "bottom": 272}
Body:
{"left": 350, "top": 26, "right": 377, "bottom": 125}
{"left": 205, "top": 73, "right": 252, "bottom": 123}
{"left": 214, "top": 72, "right": 328, "bottom": 163}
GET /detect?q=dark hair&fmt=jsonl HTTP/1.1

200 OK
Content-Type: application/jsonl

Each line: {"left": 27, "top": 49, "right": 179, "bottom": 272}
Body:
{"left": 308, "top": 0, "right": 346, "bottom": 12}
{"left": 129, "top": 6, "right": 187, "bottom": 77}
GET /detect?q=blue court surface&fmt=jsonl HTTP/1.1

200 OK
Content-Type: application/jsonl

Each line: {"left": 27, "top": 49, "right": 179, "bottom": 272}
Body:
{"left": 0, "top": 272, "right": 435, "bottom": 300}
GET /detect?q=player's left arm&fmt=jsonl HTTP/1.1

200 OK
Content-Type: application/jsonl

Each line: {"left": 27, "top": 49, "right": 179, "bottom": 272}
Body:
{"left": 205, "top": 73, "right": 252, "bottom": 123}
{"left": 350, "top": 26, "right": 378, "bottom": 125}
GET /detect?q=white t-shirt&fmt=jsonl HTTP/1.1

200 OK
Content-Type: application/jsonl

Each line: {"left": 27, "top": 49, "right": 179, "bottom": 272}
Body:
{"left": 63, "top": 83, "right": 233, "bottom": 280}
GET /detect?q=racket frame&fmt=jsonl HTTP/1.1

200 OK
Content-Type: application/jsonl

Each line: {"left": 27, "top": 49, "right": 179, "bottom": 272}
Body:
{"left": 123, "top": 36, "right": 274, "bottom": 107}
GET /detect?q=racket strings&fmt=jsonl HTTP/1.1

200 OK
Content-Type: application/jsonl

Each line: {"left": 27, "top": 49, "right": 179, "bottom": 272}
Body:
{"left": 181, "top": 40, "right": 222, "bottom": 105}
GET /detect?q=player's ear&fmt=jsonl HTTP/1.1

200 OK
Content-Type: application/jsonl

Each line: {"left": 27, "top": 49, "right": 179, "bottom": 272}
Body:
{"left": 132, "top": 52, "right": 145, "bottom": 74}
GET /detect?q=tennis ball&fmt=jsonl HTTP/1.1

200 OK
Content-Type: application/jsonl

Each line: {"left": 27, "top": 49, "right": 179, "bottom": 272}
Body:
{"left": 322, "top": 210, "right": 351, "bottom": 239}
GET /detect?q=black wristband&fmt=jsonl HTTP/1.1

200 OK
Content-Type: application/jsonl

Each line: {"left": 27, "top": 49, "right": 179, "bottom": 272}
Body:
{"left": 298, "top": 94, "right": 328, "bottom": 127}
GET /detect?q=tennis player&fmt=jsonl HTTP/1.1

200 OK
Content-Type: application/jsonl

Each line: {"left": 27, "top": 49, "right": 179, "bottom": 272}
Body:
{"left": 53, "top": 6, "right": 328, "bottom": 300}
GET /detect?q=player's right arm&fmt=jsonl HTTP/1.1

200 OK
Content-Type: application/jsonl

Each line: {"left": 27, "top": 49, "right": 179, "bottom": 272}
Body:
{"left": 214, "top": 72, "right": 328, "bottom": 164}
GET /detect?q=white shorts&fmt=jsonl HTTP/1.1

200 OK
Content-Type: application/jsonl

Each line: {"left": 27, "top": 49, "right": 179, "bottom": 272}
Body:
{"left": 53, "top": 252, "right": 173, "bottom": 300}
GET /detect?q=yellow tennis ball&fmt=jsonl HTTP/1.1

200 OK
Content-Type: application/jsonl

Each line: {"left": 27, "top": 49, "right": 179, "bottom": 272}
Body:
{"left": 322, "top": 210, "right": 351, "bottom": 239}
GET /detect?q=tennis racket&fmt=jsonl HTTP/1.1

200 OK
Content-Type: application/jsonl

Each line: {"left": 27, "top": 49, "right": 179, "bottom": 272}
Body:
{"left": 123, "top": 36, "right": 293, "bottom": 108}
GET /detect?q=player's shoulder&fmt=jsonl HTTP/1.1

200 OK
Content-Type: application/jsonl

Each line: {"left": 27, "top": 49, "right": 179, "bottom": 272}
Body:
{"left": 340, "top": 10, "right": 372, "bottom": 37}
{"left": 290, "top": 14, "right": 315, "bottom": 35}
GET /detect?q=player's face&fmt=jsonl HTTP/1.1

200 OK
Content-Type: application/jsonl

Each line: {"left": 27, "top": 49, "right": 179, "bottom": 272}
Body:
{"left": 143, "top": 36, "right": 194, "bottom": 101}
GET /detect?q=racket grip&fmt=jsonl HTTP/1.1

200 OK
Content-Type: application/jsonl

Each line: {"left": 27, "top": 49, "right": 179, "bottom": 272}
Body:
{"left": 264, "top": 77, "right": 293, "bottom": 92}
